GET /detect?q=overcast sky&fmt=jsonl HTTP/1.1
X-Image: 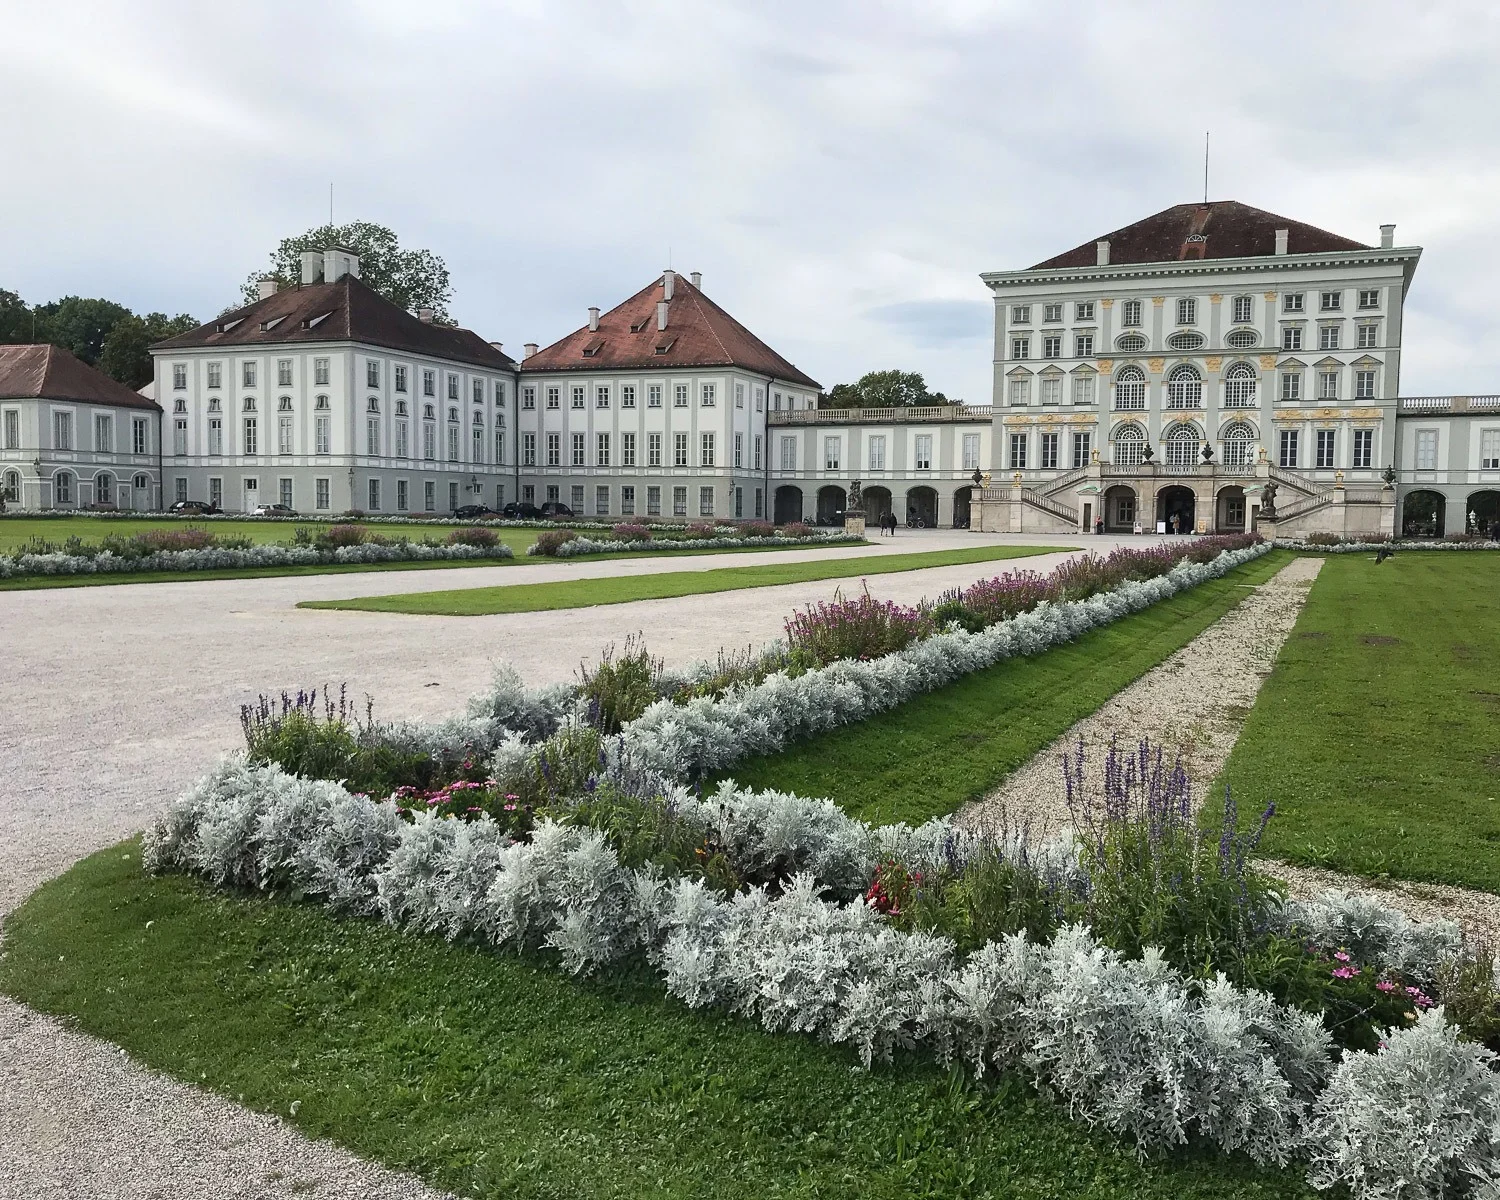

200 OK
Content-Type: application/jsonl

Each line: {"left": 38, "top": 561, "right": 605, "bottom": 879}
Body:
{"left": 5, "top": 0, "right": 1498, "bottom": 402}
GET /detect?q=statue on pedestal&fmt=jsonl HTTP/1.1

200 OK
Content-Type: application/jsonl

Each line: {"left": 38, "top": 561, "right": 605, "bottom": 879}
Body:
{"left": 1261, "top": 481, "right": 1279, "bottom": 519}
{"left": 847, "top": 478, "right": 863, "bottom": 514}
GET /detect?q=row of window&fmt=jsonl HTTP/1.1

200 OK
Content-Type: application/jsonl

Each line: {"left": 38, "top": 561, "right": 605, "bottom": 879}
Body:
{"left": 171, "top": 415, "right": 507, "bottom": 464}
{"left": 512, "top": 481, "right": 760, "bottom": 520}
{"left": 1005, "top": 423, "right": 1378, "bottom": 472}
{"left": 13, "top": 411, "right": 153, "bottom": 454}
{"left": 1010, "top": 290, "right": 1382, "bottom": 330}
{"left": 27, "top": 469, "right": 152, "bottom": 505}
{"left": 1011, "top": 321, "right": 1380, "bottom": 361}
{"left": 520, "top": 430, "right": 763, "bottom": 470}
{"left": 1414, "top": 429, "right": 1500, "bottom": 470}
{"left": 172, "top": 359, "right": 508, "bottom": 403}
{"left": 1007, "top": 363, "right": 1379, "bottom": 408}
{"left": 773, "top": 432, "right": 983, "bottom": 473}
{"left": 519, "top": 381, "right": 775, "bottom": 411}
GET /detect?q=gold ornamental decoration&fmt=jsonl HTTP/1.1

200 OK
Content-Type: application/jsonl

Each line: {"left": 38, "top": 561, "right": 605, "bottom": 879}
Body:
{"left": 1205, "top": 356, "right": 1223, "bottom": 371}
{"left": 1263, "top": 292, "right": 1277, "bottom": 301}
{"left": 1097, "top": 358, "right": 1114, "bottom": 373}
{"left": 1259, "top": 355, "right": 1278, "bottom": 369}
{"left": 1101, "top": 298, "right": 1114, "bottom": 308}
{"left": 1152, "top": 296, "right": 1165, "bottom": 306}
{"left": 1210, "top": 293, "right": 1223, "bottom": 303}
{"left": 1148, "top": 357, "right": 1165, "bottom": 373}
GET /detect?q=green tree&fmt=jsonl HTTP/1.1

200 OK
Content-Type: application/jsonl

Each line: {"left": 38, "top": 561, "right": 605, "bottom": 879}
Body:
{"left": 98, "top": 311, "right": 198, "bottom": 388}
{"left": 30, "top": 296, "right": 132, "bottom": 365}
{"left": 0, "top": 289, "right": 33, "bottom": 343}
{"left": 819, "top": 370, "right": 957, "bottom": 410}
{"left": 242, "top": 221, "right": 453, "bottom": 319}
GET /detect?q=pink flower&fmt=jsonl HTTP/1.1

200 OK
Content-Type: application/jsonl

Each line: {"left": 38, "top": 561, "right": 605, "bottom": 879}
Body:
{"left": 505, "top": 793, "right": 520, "bottom": 801}
{"left": 1331, "top": 966, "right": 1359, "bottom": 979}
{"left": 1376, "top": 981, "right": 1397, "bottom": 993}
{"left": 1333, "top": 951, "right": 1351, "bottom": 963}
{"left": 503, "top": 803, "right": 517, "bottom": 812}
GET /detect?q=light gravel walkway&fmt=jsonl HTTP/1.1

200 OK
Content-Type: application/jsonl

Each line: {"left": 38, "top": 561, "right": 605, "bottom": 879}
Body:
{"left": 1, "top": 528, "right": 1100, "bottom": 1200}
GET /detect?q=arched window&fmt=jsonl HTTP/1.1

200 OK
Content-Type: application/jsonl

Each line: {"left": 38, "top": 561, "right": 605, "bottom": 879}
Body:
{"left": 423, "top": 403, "right": 435, "bottom": 420}
{"left": 3, "top": 470, "right": 19, "bottom": 502}
{"left": 133, "top": 473, "right": 149, "bottom": 491}
{"left": 448, "top": 407, "right": 459, "bottom": 423}
{"left": 1223, "top": 363, "right": 1258, "bottom": 408}
{"left": 278, "top": 396, "right": 293, "bottom": 412}
{"left": 472, "top": 410, "right": 484, "bottom": 425}
{"left": 1222, "top": 422, "right": 1256, "bottom": 466}
{"left": 1113, "top": 422, "right": 1146, "bottom": 466}
{"left": 1114, "top": 365, "right": 1146, "bottom": 410}
{"left": 1167, "top": 331, "right": 1204, "bottom": 351}
{"left": 1226, "top": 328, "right": 1258, "bottom": 348}
{"left": 1115, "top": 333, "right": 1147, "bottom": 353}
{"left": 1166, "top": 364, "right": 1202, "bottom": 408}
{"left": 95, "top": 473, "right": 114, "bottom": 505}
{"left": 315, "top": 395, "right": 330, "bottom": 411}
{"left": 243, "top": 396, "right": 257, "bottom": 412}
{"left": 54, "top": 471, "right": 73, "bottom": 505}
{"left": 367, "top": 396, "right": 380, "bottom": 412}
{"left": 1164, "top": 423, "right": 1201, "bottom": 466}
{"left": 173, "top": 398, "right": 186, "bottom": 414}
{"left": 207, "top": 397, "right": 222, "bottom": 413}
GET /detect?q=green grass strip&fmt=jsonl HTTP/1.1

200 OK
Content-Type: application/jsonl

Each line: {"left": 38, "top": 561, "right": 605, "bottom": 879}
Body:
{"left": 299, "top": 544, "right": 1072, "bottom": 616}
{"left": 1222, "top": 551, "right": 1500, "bottom": 893}
{"left": 717, "top": 551, "right": 1292, "bottom": 826}
{"left": 0, "top": 843, "right": 1310, "bottom": 1200}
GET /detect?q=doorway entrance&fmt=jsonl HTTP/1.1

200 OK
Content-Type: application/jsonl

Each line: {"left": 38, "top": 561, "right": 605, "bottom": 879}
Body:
{"left": 1216, "top": 485, "right": 1246, "bottom": 532}
{"left": 1103, "top": 485, "right": 1137, "bottom": 532}
{"left": 773, "top": 485, "right": 803, "bottom": 525}
{"left": 1157, "top": 485, "right": 1196, "bottom": 533}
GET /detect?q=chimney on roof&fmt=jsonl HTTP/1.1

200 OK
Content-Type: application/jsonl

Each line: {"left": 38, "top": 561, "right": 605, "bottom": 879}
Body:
{"left": 1274, "top": 228, "right": 1289, "bottom": 256}
{"left": 256, "top": 278, "right": 279, "bottom": 301}
{"left": 299, "top": 251, "right": 324, "bottom": 285}
{"left": 690, "top": 271, "right": 702, "bottom": 289}
{"left": 588, "top": 306, "right": 600, "bottom": 332}
{"left": 656, "top": 300, "right": 669, "bottom": 332}
{"left": 1095, "top": 240, "right": 1110, "bottom": 267}
{"left": 489, "top": 341, "right": 503, "bottom": 354}
{"left": 1380, "top": 223, "right": 1396, "bottom": 249}
{"left": 523, "top": 342, "right": 538, "bottom": 360}
{"left": 663, "top": 270, "right": 675, "bottom": 301}
{"left": 417, "top": 306, "right": 435, "bottom": 323}
{"left": 324, "top": 246, "right": 361, "bottom": 282}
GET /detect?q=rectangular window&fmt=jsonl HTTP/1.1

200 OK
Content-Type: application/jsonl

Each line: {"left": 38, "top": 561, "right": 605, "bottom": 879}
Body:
{"left": 1039, "top": 431, "right": 1059, "bottom": 470}
{"left": 1282, "top": 326, "right": 1303, "bottom": 351}
{"left": 621, "top": 431, "right": 636, "bottom": 467}
{"left": 312, "top": 358, "right": 329, "bottom": 386}
{"left": 1358, "top": 289, "right": 1381, "bottom": 309}
{"left": 733, "top": 431, "right": 743, "bottom": 468}
{"left": 780, "top": 436, "right": 797, "bottom": 471}
{"left": 674, "top": 384, "right": 689, "bottom": 408}
{"left": 394, "top": 365, "right": 407, "bottom": 393}
{"left": 172, "top": 363, "right": 187, "bottom": 390}
{"left": 281, "top": 415, "right": 295, "bottom": 454}
{"left": 94, "top": 413, "right": 112, "bottom": 451}
{"left": 276, "top": 477, "right": 292, "bottom": 508}
{"left": 1355, "top": 369, "right": 1377, "bottom": 399}
{"left": 1122, "top": 299, "right": 1142, "bottom": 327}
{"left": 172, "top": 477, "right": 187, "bottom": 503}
{"left": 365, "top": 361, "right": 379, "bottom": 389}
{"left": 700, "top": 432, "right": 715, "bottom": 466}
{"left": 1011, "top": 305, "right": 1031, "bottom": 323}
{"left": 754, "top": 487, "right": 764, "bottom": 518}
{"left": 207, "top": 363, "right": 223, "bottom": 389}
{"left": 1075, "top": 301, "right": 1095, "bottom": 321}
{"left": 914, "top": 434, "right": 932, "bottom": 470}
{"left": 419, "top": 370, "right": 433, "bottom": 397}
{"left": 315, "top": 416, "right": 330, "bottom": 455}
{"left": 701, "top": 383, "right": 716, "bottom": 406}
{"left": 648, "top": 384, "right": 662, "bottom": 408}
{"left": 423, "top": 480, "right": 435, "bottom": 511}
{"left": 473, "top": 379, "right": 484, "bottom": 404}
{"left": 522, "top": 386, "right": 536, "bottom": 410}
{"left": 1008, "top": 378, "right": 1030, "bottom": 406}
{"left": 570, "top": 484, "right": 585, "bottom": 510}
{"left": 54, "top": 411, "right": 73, "bottom": 450}
{"left": 2, "top": 410, "right": 16, "bottom": 450}
{"left": 615, "top": 485, "right": 633, "bottom": 515}
{"left": 386, "top": 478, "right": 402, "bottom": 512}
{"left": 1283, "top": 293, "right": 1305, "bottom": 314}
{"left": 243, "top": 417, "right": 258, "bottom": 454}
{"left": 823, "top": 435, "right": 841, "bottom": 470}
{"left": 546, "top": 432, "right": 560, "bottom": 466}
{"left": 755, "top": 388, "right": 764, "bottom": 412}
{"left": 397, "top": 421, "right": 409, "bottom": 458}
{"left": 673, "top": 432, "right": 688, "bottom": 467}
{"left": 1319, "top": 371, "right": 1340, "bottom": 400}
{"left": 1416, "top": 429, "right": 1438, "bottom": 470}
{"left": 1319, "top": 325, "right": 1341, "bottom": 351}
{"left": 495, "top": 381, "right": 506, "bottom": 406}
{"left": 595, "top": 485, "right": 610, "bottom": 516}
{"left": 447, "top": 424, "right": 459, "bottom": 461}
{"left": 1041, "top": 376, "right": 1061, "bottom": 406}
{"left": 472, "top": 425, "right": 484, "bottom": 463}
{"left": 1281, "top": 371, "right": 1302, "bottom": 402}
{"left": 869, "top": 434, "right": 886, "bottom": 470}
{"left": 1043, "top": 303, "right": 1062, "bottom": 323}
{"left": 1073, "top": 374, "right": 1096, "bottom": 405}
{"left": 647, "top": 485, "right": 661, "bottom": 516}
{"left": 571, "top": 386, "right": 585, "bottom": 409}
{"left": 571, "top": 432, "right": 586, "bottom": 467}
{"left": 448, "top": 374, "right": 460, "bottom": 401}
{"left": 422, "top": 423, "right": 435, "bottom": 460}
{"left": 735, "top": 382, "right": 745, "bottom": 408}
{"left": 1320, "top": 291, "right": 1342, "bottom": 312}
{"left": 449, "top": 481, "right": 459, "bottom": 511}
{"left": 243, "top": 361, "right": 257, "bottom": 387}
{"left": 1232, "top": 295, "right": 1253, "bottom": 324}
{"left": 209, "top": 418, "right": 223, "bottom": 455}
{"left": 735, "top": 487, "right": 743, "bottom": 518}
{"left": 1042, "top": 334, "right": 1061, "bottom": 359}
{"left": 522, "top": 432, "right": 536, "bottom": 465}
{"left": 753, "top": 434, "right": 763, "bottom": 469}
{"left": 209, "top": 477, "right": 223, "bottom": 508}
{"left": 648, "top": 432, "right": 662, "bottom": 467}
{"left": 172, "top": 418, "right": 186, "bottom": 456}
{"left": 621, "top": 385, "right": 636, "bottom": 408}
{"left": 673, "top": 485, "right": 688, "bottom": 517}
{"left": 1011, "top": 337, "right": 1030, "bottom": 360}
{"left": 1176, "top": 297, "right": 1197, "bottom": 324}
{"left": 1316, "top": 430, "right": 1336, "bottom": 468}
{"left": 1279, "top": 429, "right": 1300, "bottom": 468}
{"left": 596, "top": 385, "right": 610, "bottom": 408}
{"left": 277, "top": 359, "right": 292, "bottom": 387}
{"left": 546, "top": 485, "right": 558, "bottom": 504}
{"left": 1479, "top": 429, "right": 1499, "bottom": 470}
{"left": 1353, "top": 429, "right": 1374, "bottom": 469}
{"left": 1009, "top": 432, "right": 1028, "bottom": 469}
{"left": 699, "top": 486, "right": 714, "bottom": 516}
{"left": 363, "top": 478, "right": 378, "bottom": 511}
{"left": 133, "top": 417, "right": 147, "bottom": 454}
{"left": 1075, "top": 334, "right": 1094, "bottom": 357}
{"left": 546, "top": 386, "right": 560, "bottom": 409}
{"left": 1358, "top": 324, "right": 1378, "bottom": 349}
{"left": 596, "top": 432, "right": 610, "bottom": 466}
{"left": 1072, "top": 431, "right": 1092, "bottom": 468}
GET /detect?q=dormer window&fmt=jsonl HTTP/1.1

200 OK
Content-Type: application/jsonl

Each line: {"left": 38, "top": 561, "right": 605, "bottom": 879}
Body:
{"left": 582, "top": 338, "right": 605, "bottom": 357}
{"left": 654, "top": 337, "right": 676, "bottom": 354}
{"left": 260, "top": 316, "right": 285, "bottom": 332}
{"left": 302, "top": 312, "right": 332, "bottom": 331}
{"left": 629, "top": 317, "right": 651, "bottom": 333}
{"left": 215, "top": 317, "right": 244, "bottom": 334}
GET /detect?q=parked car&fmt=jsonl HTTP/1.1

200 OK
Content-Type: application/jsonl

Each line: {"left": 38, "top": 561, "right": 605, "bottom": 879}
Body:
{"left": 168, "top": 499, "right": 220, "bottom": 515}
{"left": 539, "top": 502, "right": 575, "bottom": 519}
{"left": 253, "top": 503, "right": 297, "bottom": 517}
{"left": 453, "top": 504, "right": 498, "bottom": 520}
{"left": 501, "top": 502, "right": 544, "bottom": 519}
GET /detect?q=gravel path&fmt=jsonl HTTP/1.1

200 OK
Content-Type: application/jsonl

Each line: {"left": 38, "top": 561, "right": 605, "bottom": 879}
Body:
{"left": 0, "top": 528, "right": 1090, "bottom": 1200}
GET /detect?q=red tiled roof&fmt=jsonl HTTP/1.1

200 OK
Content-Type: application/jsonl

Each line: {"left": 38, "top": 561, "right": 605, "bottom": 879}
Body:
{"left": 1031, "top": 201, "right": 1371, "bottom": 270}
{"left": 152, "top": 275, "right": 514, "bottom": 371}
{"left": 522, "top": 274, "right": 821, "bottom": 390}
{"left": 0, "top": 344, "right": 162, "bottom": 412}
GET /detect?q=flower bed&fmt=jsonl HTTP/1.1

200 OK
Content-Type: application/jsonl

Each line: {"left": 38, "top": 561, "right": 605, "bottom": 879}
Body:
{"left": 1276, "top": 537, "right": 1500, "bottom": 553}
{"left": 527, "top": 527, "right": 863, "bottom": 558}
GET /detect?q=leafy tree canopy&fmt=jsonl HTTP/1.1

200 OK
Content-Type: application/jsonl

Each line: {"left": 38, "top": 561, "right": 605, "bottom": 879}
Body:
{"left": 821, "top": 369, "right": 956, "bottom": 409}
{"left": 0, "top": 289, "right": 32, "bottom": 343}
{"left": 99, "top": 312, "right": 199, "bottom": 389}
{"left": 31, "top": 296, "right": 131, "bottom": 366}
{"left": 242, "top": 221, "right": 453, "bottom": 320}
{"left": 1, "top": 289, "right": 197, "bottom": 387}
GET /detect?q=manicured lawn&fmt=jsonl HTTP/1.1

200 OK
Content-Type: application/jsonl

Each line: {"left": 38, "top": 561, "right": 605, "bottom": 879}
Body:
{"left": 0, "top": 843, "right": 1310, "bottom": 1200}
{"left": 299, "top": 545, "right": 1070, "bottom": 616}
{"left": 1222, "top": 551, "right": 1500, "bottom": 893}
{"left": 0, "top": 515, "right": 541, "bottom": 553}
{"left": 717, "top": 551, "right": 1292, "bottom": 826}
